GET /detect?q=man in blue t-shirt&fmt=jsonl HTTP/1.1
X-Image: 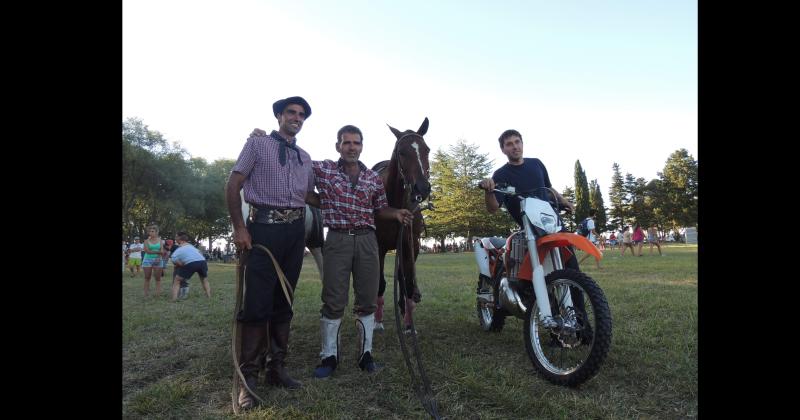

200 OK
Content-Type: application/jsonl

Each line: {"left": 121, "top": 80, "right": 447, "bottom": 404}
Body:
{"left": 478, "top": 129, "right": 574, "bottom": 225}
{"left": 478, "top": 129, "right": 580, "bottom": 272}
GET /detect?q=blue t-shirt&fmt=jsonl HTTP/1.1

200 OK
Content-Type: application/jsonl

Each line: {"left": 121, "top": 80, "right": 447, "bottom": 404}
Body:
{"left": 492, "top": 158, "right": 552, "bottom": 227}
{"left": 171, "top": 244, "right": 205, "bottom": 265}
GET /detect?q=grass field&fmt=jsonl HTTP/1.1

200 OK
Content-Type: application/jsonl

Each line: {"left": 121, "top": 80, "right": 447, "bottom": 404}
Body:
{"left": 122, "top": 244, "right": 697, "bottom": 419}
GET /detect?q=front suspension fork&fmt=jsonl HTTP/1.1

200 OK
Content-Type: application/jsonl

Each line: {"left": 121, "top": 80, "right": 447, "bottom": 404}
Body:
{"left": 526, "top": 226, "right": 574, "bottom": 328}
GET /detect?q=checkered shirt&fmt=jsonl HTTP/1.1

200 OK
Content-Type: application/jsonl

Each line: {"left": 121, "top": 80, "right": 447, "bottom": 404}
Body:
{"left": 232, "top": 131, "right": 314, "bottom": 208}
{"left": 312, "top": 159, "right": 388, "bottom": 230}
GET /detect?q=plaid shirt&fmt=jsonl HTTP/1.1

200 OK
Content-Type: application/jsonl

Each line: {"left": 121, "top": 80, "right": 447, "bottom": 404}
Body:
{"left": 312, "top": 159, "right": 388, "bottom": 230}
{"left": 232, "top": 131, "right": 314, "bottom": 209}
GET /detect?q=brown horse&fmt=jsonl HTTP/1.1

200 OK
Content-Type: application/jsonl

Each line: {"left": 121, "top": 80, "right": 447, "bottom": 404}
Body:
{"left": 372, "top": 118, "right": 432, "bottom": 330}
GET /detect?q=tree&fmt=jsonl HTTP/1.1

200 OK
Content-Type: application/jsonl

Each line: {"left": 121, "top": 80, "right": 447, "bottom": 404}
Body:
{"left": 122, "top": 118, "right": 177, "bottom": 238}
{"left": 426, "top": 141, "right": 515, "bottom": 250}
{"left": 573, "top": 160, "right": 591, "bottom": 228}
{"left": 122, "top": 118, "right": 236, "bottom": 246}
{"left": 589, "top": 179, "right": 608, "bottom": 233}
{"left": 622, "top": 174, "right": 649, "bottom": 226}
{"left": 644, "top": 178, "right": 669, "bottom": 234}
{"left": 658, "top": 148, "right": 698, "bottom": 233}
{"left": 607, "top": 163, "right": 626, "bottom": 231}
{"left": 561, "top": 186, "right": 577, "bottom": 231}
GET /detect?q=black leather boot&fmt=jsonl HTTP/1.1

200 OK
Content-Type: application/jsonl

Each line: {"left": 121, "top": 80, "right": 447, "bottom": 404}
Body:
{"left": 265, "top": 321, "right": 303, "bottom": 389}
{"left": 238, "top": 323, "right": 268, "bottom": 410}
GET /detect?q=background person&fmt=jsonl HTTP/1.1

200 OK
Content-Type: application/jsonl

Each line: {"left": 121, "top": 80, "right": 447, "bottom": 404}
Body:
{"left": 620, "top": 226, "right": 635, "bottom": 256}
{"left": 632, "top": 223, "right": 645, "bottom": 256}
{"left": 647, "top": 226, "right": 663, "bottom": 256}
{"left": 127, "top": 237, "right": 144, "bottom": 277}
{"left": 142, "top": 224, "right": 165, "bottom": 297}
{"left": 578, "top": 209, "right": 601, "bottom": 269}
{"left": 170, "top": 232, "right": 211, "bottom": 301}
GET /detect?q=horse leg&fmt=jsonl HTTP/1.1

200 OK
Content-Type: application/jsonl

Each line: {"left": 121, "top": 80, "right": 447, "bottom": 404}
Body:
{"left": 375, "top": 248, "right": 388, "bottom": 332}
{"left": 402, "top": 236, "right": 420, "bottom": 331}
{"left": 310, "top": 247, "right": 323, "bottom": 281}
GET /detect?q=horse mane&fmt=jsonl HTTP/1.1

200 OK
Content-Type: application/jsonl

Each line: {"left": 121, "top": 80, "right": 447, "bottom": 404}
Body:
{"left": 372, "top": 151, "right": 404, "bottom": 209}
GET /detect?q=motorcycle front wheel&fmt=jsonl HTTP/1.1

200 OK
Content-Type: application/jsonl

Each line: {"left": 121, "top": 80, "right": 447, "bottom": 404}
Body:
{"left": 523, "top": 268, "right": 612, "bottom": 387}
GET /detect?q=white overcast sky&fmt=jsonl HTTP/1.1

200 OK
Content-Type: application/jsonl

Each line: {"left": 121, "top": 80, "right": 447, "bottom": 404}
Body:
{"left": 123, "top": 0, "right": 697, "bottom": 195}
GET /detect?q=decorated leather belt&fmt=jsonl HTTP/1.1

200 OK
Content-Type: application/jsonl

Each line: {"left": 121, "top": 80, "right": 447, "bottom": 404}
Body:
{"left": 251, "top": 207, "right": 304, "bottom": 224}
{"left": 330, "top": 227, "right": 374, "bottom": 236}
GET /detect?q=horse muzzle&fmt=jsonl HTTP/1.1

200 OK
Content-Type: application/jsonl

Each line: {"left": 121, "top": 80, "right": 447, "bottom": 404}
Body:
{"left": 412, "top": 181, "right": 431, "bottom": 203}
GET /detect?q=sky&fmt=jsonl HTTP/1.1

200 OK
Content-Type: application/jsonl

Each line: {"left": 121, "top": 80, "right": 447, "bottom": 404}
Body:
{"left": 123, "top": 0, "right": 697, "bottom": 196}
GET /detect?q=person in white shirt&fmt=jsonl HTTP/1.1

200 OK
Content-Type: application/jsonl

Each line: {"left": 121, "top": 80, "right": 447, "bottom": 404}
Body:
{"left": 170, "top": 232, "right": 211, "bottom": 302}
{"left": 127, "top": 237, "right": 144, "bottom": 277}
{"left": 578, "top": 209, "right": 602, "bottom": 269}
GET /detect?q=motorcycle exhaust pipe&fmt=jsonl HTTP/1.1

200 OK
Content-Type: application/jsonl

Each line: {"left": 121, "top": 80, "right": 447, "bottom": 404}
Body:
{"left": 498, "top": 277, "right": 527, "bottom": 318}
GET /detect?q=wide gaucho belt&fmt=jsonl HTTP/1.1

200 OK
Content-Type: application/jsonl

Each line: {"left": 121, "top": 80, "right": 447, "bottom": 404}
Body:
{"left": 250, "top": 206, "right": 304, "bottom": 224}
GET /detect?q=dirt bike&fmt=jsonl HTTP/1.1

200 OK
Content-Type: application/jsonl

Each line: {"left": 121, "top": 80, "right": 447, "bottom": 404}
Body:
{"left": 474, "top": 184, "right": 612, "bottom": 387}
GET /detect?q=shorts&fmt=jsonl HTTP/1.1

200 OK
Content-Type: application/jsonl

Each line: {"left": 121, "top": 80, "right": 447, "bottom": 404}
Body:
{"left": 142, "top": 257, "right": 162, "bottom": 268}
{"left": 176, "top": 260, "right": 208, "bottom": 279}
{"left": 648, "top": 234, "right": 658, "bottom": 243}
{"left": 128, "top": 257, "right": 142, "bottom": 267}
{"left": 633, "top": 240, "right": 643, "bottom": 245}
{"left": 608, "top": 240, "right": 617, "bottom": 246}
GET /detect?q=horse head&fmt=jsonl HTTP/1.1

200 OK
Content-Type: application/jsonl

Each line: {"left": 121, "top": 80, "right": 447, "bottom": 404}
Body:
{"left": 387, "top": 117, "right": 432, "bottom": 204}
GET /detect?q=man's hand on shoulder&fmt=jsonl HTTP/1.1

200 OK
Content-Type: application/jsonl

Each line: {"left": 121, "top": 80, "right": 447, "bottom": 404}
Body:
{"left": 250, "top": 128, "right": 267, "bottom": 137}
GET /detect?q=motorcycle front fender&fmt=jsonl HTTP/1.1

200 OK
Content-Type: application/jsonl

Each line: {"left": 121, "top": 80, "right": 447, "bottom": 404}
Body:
{"left": 535, "top": 233, "right": 602, "bottom": 264}
{"left": 513, "top": 233, "right": 602, "bottom": 282}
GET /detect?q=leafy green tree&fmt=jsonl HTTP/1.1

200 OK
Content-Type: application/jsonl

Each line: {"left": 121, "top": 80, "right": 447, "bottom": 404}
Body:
{"left": 644, "top": 178, "right": 669, "bottom": 234}
{"left": 426, "top": 141, "right": 515, "bottom": 250}
{"left": 122, "top": 118, "right": 236, "bottom": 247}
{"left": 122, "top": 118, "right": 176, "bottom": 238}
{"left": 658, "top": 148, "right": 698, "bottom": 233}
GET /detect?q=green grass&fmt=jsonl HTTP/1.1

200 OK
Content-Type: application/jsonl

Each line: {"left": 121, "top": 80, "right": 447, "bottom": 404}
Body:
{"left": 122, "top": 244, "right": 697, "bottom": 419}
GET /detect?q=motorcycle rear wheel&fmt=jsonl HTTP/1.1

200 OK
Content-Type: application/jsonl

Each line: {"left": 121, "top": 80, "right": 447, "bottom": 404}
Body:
{"left": 523, "top": 268, "right": 612, "bottom": 387}
{"left": 476, "top": 275, "right": 506, "bottom": 332}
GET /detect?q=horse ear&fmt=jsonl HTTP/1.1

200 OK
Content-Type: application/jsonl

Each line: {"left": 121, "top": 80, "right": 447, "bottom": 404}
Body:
{"left": 387, "top": 124, "right": 402, "bottom": 139}
{"left": 417, "top": 117, "right": 429, "bottom": 136}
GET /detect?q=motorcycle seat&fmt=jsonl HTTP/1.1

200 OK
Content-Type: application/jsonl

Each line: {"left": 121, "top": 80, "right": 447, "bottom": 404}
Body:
{"left": 481, "top": 237, "right": 507, "bottom": 250}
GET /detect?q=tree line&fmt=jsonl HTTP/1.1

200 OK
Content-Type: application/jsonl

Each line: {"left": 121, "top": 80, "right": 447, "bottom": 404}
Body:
{"left": 122, "top": 118, "right": 235, "bottom": 250}
{"left": 122, "top": 118, "right": 697, "bottom": 249}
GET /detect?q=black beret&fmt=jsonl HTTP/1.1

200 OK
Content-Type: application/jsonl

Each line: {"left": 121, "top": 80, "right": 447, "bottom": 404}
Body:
{"left": 272, "top": 96, "right": 312, "bottom": 119}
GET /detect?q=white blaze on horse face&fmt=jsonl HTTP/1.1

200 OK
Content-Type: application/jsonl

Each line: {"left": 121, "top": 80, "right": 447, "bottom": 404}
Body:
{"left": 411, "top": 142, "right": 424, "bottom": 176}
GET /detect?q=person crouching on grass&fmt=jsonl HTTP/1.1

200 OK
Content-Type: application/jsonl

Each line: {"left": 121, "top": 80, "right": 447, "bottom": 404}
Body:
{"left": 170, "top": 232, "right": 211, "bottom": 302}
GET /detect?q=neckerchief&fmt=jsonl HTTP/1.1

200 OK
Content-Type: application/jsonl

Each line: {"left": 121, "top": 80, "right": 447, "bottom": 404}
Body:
{"left": 271, "top": 131, "right": 303, "bottom": 166}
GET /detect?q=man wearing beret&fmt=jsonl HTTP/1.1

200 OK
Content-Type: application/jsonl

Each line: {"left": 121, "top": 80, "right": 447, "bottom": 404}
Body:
{"left": 226, "top": 96, "right": 317, "bottom": 411}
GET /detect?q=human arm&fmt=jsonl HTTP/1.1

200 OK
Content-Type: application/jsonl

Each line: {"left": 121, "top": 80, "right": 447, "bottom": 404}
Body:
{"left": 225, "top": 171, "right": 252, "bottom": 250}
{"left": 478, "top": 178, "right": 500, "bottom": 213}
{"left": 553, "top": 190, "right": 574, "bottom": 213}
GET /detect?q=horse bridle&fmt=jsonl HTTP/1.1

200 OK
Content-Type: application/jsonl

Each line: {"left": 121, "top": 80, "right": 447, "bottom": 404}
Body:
{"left": 394, "top": 133, "right": 428, "bottom": 207}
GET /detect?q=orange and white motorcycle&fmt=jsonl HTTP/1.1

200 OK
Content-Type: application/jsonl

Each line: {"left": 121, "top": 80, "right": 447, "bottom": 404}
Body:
{"left": 474, "top": 184, "right": 611, "bottom": 387}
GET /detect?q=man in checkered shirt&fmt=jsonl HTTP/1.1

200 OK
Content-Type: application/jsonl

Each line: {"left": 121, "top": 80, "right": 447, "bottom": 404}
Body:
{"left": 226, "top": 96, "right": 318, "bottom": 411}
{"left": 311, "top": 124, "right": 413, "bottom": 378}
